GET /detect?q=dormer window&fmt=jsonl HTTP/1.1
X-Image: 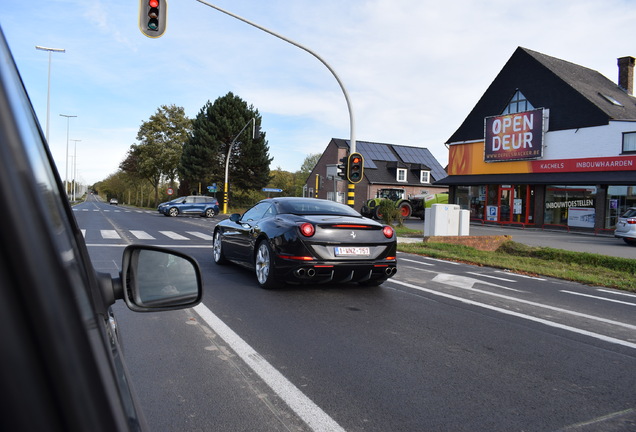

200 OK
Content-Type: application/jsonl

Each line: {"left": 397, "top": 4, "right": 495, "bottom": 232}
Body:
{"left": 420, "top": 170, "right": 430, "bottom": 183}
{"left": 396, "top": 168, "right": 407, "bottom": 182}
{"left": 502, "top": 90, "right": 534, "bottom": 114}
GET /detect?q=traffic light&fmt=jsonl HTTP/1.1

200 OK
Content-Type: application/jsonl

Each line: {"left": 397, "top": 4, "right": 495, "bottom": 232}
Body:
{"left": 336, "top": 157, "right": 347, "bottom": 179}
{"left": 347, "top": 152, "right": 364, "bottom": 183}
{"left": 139, "top": 0, "right": 167, "bottom": 38}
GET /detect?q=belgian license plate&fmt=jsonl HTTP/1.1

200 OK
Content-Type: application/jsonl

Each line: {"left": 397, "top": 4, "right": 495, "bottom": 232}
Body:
{"left": 335, "top": 246, "right": 370, "bottom": 256}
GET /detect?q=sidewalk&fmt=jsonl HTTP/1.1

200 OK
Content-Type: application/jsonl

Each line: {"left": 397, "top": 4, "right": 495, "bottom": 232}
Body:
{"left": 398, "top": 223, "right": 635, "bottom": 259}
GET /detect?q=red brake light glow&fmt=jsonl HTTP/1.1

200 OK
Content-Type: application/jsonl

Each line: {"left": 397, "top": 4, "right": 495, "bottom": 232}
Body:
{"left": 278, "top": 254, "right": 315, "bottom": 261}
{"left": 382, "top": 226, "right": 394, "bottom": 238}
{"left": 299, "top": 223, "right": 315, "bottom": 237}
{"left": 627, "top": 218, "right": 636, "bottom": 224}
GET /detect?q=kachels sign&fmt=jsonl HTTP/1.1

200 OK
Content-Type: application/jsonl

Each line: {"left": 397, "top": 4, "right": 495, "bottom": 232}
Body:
{"left": 484, "top": 108, "right": 544, "bottom": 162}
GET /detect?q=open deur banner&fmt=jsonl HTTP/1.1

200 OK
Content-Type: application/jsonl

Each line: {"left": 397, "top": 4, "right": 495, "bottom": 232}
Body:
{"left": 484, "top": 109, "right": 544, "bottom": 162}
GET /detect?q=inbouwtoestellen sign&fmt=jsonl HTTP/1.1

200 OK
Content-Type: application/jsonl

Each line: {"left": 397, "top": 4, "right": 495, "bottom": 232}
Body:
{"left": 484, "top": 109, "right": 544, "bottom": 162}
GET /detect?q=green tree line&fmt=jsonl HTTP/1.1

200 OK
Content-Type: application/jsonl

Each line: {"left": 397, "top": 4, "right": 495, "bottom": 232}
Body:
{"left": 93, "top": 92, "right": 322, "bottom": 211}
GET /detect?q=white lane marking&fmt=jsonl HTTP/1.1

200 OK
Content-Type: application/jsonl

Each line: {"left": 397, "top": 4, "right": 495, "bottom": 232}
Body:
{"left": 187, "top": 231, "right": 214, "bottom": 241}
{"left": 432, "top": 272, "right": 523, "bottom": 292}
{"left": 495, "top": 270, "right": 546, "bottom": 281}
{"left": 561, "top": 290, "right": 636, "bottom": 307}
{"left": 159, "top": 231, "right": 189, "bottom": 240}
{"left": 389, "top": 279, "right": 636, "bottom": 341}
{"left": 85, "top": 244, "right": 211, "bottom": 249}
{"left": 405, "top": 266, "right": 522, "bottom": 293}
{"left": 400, "top": 258, "right": 434, "bottom": 266}
{"left": 193, "top": 304, "right": 346, "bottom": 432}
{"left": 423, "top": 257, "right": 461, "bottom": 265}
{"left": 466, "top": 271, "right": 517, "bottom": 282}
{"left": 130, "top": 230, "right": 155, "bottom": 240}
{"left": 597, "top": 288, "right": 636, "bottom": 298}
{"left": 100, "top": 230, "right": 120, "bottom": 239}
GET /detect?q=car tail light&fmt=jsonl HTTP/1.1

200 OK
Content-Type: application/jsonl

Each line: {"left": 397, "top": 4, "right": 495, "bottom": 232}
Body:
{"left": 278, "top": 253, "right": 315, "bottom": 261}
{"left": 627, "top": 218, "right": 636, "bottom": 224}
{"left": 299, "top": 223, "right": 315, "bottom": 237}
{"left": 382, "top": 226, "right": 394, "bottom": 238}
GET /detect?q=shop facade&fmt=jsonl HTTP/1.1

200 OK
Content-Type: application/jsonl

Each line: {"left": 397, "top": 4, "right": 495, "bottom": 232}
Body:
{"left": 438, "top": 48, "right": 636, "bottom": 233}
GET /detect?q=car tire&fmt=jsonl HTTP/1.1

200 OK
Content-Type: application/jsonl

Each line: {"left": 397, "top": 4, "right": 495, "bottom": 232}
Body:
{"left": 213, "top": 230, "right": 228, "bottom": 264}
{"left": 255, "top": 240, "right": 278, "bottom": 289}
{"left": 399, "top": 202, "right": 412, "bottom": 218}
{"left": 204, "top": 208, "right": 216, "bottom": 218}
{"left": 168, "top": 207, "right": 179, "bottom": 217}
{"left": 624, "top": 238, "right": 636, "bottom": 246}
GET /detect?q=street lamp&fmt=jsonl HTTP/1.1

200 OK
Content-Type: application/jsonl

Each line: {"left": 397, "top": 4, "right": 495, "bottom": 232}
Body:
{"left": 60, "top": 114, "right": 77, "bottom": 197}
{"left": 70, "top": 139, "right": 81, "bottom": 201}
{"left": 35, "top": 46, "right": 65, "bottom": 143}
{"left": 223, "top": 118, "right": 257, "bottom": 214}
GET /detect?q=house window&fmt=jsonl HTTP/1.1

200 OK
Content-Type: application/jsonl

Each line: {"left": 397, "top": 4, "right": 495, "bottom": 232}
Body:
{"left": 397, "top": 168, "right": 407, "bottom": 182}
{"left": 502, "top": 90, "right": 534, "bottom": 114}
{"left": 420, "top": 170, "right": 430, "bottom": 183}
{"left": 623, "top": 132, "right": 636, "bottom": 153}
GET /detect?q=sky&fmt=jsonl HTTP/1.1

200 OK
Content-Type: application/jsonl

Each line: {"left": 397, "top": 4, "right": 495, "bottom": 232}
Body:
{"left": 1, "top": 0, "right": 635, "bottom": 185}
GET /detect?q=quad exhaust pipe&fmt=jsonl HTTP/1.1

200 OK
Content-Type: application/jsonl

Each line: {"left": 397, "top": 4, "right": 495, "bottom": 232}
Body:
{"left": 385, "top": 267, "right": 397, "bottom": 276}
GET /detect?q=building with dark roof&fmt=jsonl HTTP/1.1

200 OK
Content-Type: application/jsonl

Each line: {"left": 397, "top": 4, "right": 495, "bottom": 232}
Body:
{"left": 305, "top": 138, "right": 447, "bottom": 212}
{"left": 437, "top": 47, "right": 636, "bottom": 232}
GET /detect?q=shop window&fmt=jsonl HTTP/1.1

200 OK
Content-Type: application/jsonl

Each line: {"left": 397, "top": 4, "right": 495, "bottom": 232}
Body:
{"left": 396, "top": 168, "right": 407, "bottom": 182}
{"left": 502, "top": 90, "right": 534, "bottom": 114}
{"left": 420, "top": 170, "right": 430, "bottom": 183}
{"left": 622, "top": 132, "right": 636, "bottom": 153}
{"left": 606, "top": 186, "right": 636, "bottom": 228}
{"left": 544, "top": 185, "right": 596, "bottom": 229}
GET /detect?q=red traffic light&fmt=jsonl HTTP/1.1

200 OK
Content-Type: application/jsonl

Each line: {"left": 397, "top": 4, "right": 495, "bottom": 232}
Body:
{"left": 347, "top": 152, "right": 364, "bottom": 184}
{"left": 139, "top": 0, "right": 167, "bottom": 38}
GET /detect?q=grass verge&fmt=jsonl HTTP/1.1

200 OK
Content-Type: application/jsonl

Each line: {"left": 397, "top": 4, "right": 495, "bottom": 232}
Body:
{"left": 395, "top": 228, "right": 636, "bottom": 292}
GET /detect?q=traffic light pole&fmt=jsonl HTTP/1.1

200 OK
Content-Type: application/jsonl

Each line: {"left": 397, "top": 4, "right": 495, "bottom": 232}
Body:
{"left": 195, "top": 0, "right": 359, "bottom": 206}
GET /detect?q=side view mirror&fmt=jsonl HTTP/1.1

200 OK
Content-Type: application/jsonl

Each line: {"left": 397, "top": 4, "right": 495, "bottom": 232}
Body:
{"left": 230, "top": 213, "right": 241, "bottom": 222}
{"left": 120, "top": 245, "right": 203, "bottom": 312}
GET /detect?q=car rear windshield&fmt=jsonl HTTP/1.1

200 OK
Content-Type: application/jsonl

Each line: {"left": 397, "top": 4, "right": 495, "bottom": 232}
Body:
{"left": 621, "top": 209, "right": 636, "bottom": 218}
{"left": 277, "top": 200, "right": 361, "bottom": 216}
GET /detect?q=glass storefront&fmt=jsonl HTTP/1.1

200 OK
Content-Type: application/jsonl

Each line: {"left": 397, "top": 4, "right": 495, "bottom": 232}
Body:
{"left": 544, "top": 185, "right": 596, "bottom": 228}
{"left": 455, "top": 184, "right": 534, "bottom": 224}
{"left": 455, "top": 183, "right": 636, "bottom": 230}
{"left": 606, "top": 185, "right": 636, "bottom": 228}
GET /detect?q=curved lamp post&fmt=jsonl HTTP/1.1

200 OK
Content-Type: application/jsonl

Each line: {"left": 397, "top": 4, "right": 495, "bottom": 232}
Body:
{"left": 223, "top": 118, "right": 257, "bottom": 214}
{"left": 195, "top": 1, "right": 355, "bottom": 153}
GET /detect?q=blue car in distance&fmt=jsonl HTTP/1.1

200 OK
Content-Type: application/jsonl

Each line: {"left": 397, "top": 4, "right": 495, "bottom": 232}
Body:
{"left": 158, "top": 195, "right": 219, "bottom": 218}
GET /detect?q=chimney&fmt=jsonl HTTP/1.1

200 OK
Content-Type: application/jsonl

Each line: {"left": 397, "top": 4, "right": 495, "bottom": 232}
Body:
{"left": 618, "top": 56, "right": 635, "bottom": 95}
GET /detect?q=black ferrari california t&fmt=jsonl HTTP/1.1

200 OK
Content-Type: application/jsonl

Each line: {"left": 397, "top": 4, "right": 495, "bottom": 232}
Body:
{"left": 212, "top": 197, "right": 397, "bottom": 288}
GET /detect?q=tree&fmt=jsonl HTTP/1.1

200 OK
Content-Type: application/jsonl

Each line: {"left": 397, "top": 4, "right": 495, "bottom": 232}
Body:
{"left": 180, "top": 92, "right": 272, "bottom": 204}
{"left": 300, "top": 153, "right": 321, "bottom": 178}
{"left": 122, "top": 105, "right": 191, "bottom": 207}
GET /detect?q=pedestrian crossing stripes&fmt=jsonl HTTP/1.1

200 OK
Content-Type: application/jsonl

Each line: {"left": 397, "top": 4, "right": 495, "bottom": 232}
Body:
{"left": 80, "top": 229, "right": 214, "bottom": 242}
